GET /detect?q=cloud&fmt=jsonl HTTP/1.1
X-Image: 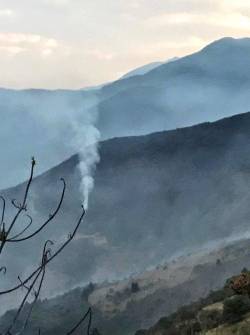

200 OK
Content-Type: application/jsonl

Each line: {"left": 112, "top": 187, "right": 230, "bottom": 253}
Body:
{"left": 226, "top": 0, "right": 250, "bottom": 10}
{"left": 0, "top": 45, "right": 24, "bottom": 54}
{"left": 42, "top": 0, "right": 70, "bottom": 6}
{"left": 87, "top": 49, "right": 115, "bottom": 61}
{"left": 0, "top": 32, "right": 64, "bottom": 56}
{"left": 0, "top": 0, "right": 250, "bottom": 88}
{"left": 145, "top": 12, "right": 250, "bottom": 30}
{"left": 0, "top": 8, "right": 15, "bottom": 17}
{"left": 129, "top": 36, "right": 208, "bottom": 59}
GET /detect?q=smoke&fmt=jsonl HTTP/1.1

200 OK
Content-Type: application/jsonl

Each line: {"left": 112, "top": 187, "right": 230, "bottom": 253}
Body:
{"left": 30, "top": 90, "right": 101, "bottom": 209}
{"left": 71, "top": 120, "right": 100, "bottom": 209}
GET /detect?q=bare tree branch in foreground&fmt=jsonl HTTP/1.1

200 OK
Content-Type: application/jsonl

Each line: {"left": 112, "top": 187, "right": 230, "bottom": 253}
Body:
{"left": 0, "top": 158, "right": 96, "bottom": 335}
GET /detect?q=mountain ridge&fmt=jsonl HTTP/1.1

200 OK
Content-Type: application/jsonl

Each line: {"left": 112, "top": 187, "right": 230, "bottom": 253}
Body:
{"left": 4, "top": 108, "right": 249, "bottom": 195}
{"left": 2, "top": 234, "right": 250, "bottom": 335}
{"left": 2, "top": 111, "right": 250, "bottom": 312}
{"left": 2, "top": 37, "right": 250, "bottom": 187}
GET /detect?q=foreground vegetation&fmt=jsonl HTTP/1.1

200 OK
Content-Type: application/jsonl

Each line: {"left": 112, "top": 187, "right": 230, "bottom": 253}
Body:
{"left": 136, "top": 270, "right": 250, "bottom": 334}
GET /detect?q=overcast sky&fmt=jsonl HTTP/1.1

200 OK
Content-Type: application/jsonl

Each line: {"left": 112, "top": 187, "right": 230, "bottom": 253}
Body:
{"left": 0, "top": 0, "right": 250, "bottom": 89}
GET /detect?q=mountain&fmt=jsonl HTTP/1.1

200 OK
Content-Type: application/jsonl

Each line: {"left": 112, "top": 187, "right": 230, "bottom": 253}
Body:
{"left": 97, "top": 37, "right": 250, "bottom": 138}
{"left": 135, "top": 270, "right": 250, "bottom": 335}
{"left": 120, "top": 57, "right": 178, "bottom": 79}
{"left": 2, "top": 236, "right": 250, "bottom": 335}
{"left": 3, "top": 111, "right": 250, "bottom": 315}
{"left": 120, "top": 61, "right": 163, "bottom": 79}
{"left": 3, "top": 37, "right": 250, "bottom": 187}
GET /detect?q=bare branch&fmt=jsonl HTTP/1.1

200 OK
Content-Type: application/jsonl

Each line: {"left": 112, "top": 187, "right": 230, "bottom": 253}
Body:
{"left": 0, "top": 157, "right": 35, "bottom": 254}
{"left": 8, "top": 215, "right": 33, "bottom": 240}
{"left": 0, "top": 195, "right": 6, "bottom": 231}
{"left": 18, "top": 276, "right": 30, "bottom": 291}
{"left": 66, "top": 308, "right": 92, "bottom": 335}
{"left": 0, "top": 206, "right": 85, "bottom": 295}
{"left": 11, "top": 199, "right": 25, "bottom": 211}
{"left": 0, "top": 157, "right": 92, "bottom": 334}
{"left": 19, "top": 265, "right": 46, "bottom": 334}
{"left": 0, "top": 266, "right": 6, "bottom": 274}
{"left": 7, "top": 178, "right": 66, "bottom": 243}
{"left": 4, "top": 267, "right": 44, "bottom": 335}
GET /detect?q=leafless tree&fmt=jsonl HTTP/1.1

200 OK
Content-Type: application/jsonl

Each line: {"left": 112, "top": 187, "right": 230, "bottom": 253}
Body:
{"left": 0, "top": 158, "right": 93, "bottom": 335}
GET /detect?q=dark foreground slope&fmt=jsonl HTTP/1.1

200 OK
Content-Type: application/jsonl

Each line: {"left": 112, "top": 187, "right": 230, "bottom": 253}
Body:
{"left": 3, "top": 111, "right": 250, "bottom": 304}
{"left": 135, "top": 271, "right": 250, "bottom": 335}
{"left": 3, "top": 237, "right": 250, "bottom": 335}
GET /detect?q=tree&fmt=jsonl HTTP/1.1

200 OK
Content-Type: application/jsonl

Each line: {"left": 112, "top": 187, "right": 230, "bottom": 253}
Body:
{"left": 0, "top": 158, "right": 93, "bottom": 335}
{"left": 131, "top": 282, "right": 140, "bottom": 293}
{"left": 223, "top": 295, "right": 250, "bottom": 323}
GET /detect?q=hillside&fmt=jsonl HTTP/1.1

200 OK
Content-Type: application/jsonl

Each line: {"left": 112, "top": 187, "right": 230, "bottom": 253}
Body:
{"left": 120, "top": 61, "right": 163, "bottom": 79}
{"left": 3, "top": 111, "right": 250, "bottom": 315}
{"left": 3, "top": 37, "right": 250, "bottom": 186}
{"left": 3, "top": 237, "right": 250, "bottom": 334}
{"left": 120, "top": 58, "right": 179, "bottom": 79}
{"left": 97, "top": 37, "right": 250, "bottom": 137}
{"left": 136, "top": 269, "right": 250, "bottom": 335}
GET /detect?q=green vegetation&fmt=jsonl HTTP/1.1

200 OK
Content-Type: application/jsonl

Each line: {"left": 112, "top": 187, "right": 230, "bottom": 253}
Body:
{"left": 136, "top": 272, "right": 250, "bottom": 335}
{"left": 223, "top": 295, "right": 250, "bottom": 323}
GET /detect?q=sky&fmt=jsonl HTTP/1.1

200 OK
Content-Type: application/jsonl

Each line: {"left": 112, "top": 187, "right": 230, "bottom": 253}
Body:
{"left": 0, "top": 0, "right": 250, "bottom": 89}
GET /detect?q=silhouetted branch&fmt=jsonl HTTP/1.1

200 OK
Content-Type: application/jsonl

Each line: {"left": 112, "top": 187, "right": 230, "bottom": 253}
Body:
{"left": 0, "top": 158, "right": 35, "bottom": 254}
{"left": 18, "top": 252, "right": 48, "bottom": 335}
{"left": 0, "top": 206, "right": 85, "bottom": 296}
{"left": 6, "top": 178, "right": 66, "bottom": 243}
{"left": 17, "top": 276, "right": 30, "bottom": 291}
{"left": 0, "top": 266, "right": 6, "bottom": 274}
{"left": 0, "top": 158, "right": 92, "bottom": 335}
{"left": 11, "top": 199, "right": 25, "bottom": 211}
{"left": 8, "top": 215, "right": 33, "bottom": 241}
{"left": 0, "top": 195, "right": 6, "bottom": 231}
{"left": 66, "top": 308, "right": 92, "bottom": 335}
{"left": 4, "top": 267, "right": 44, "bottom": 335}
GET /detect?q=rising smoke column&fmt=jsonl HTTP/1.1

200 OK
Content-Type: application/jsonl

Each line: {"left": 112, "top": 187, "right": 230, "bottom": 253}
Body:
{"left": 71, "top": 98, "right": 100, "bottom": 210}
{"left": 73, "top": 122, "right": 100, "bottom": 209}
{"left": 26, "top": 90, "right": 101, "bottom": 210}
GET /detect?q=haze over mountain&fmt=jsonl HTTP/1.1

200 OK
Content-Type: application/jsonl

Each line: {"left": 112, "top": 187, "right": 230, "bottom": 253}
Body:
{"left": 120, "top": 57, "right": 179, "bottom": 79}
{"left": 2, "top": 37, "right": 250, "bottom": 188}
{"left": 2, "top": 233, "right": 250, "bottom": 335}
{"left": 120, "top": 61, "right": 163, "bottom": 79}
{"left": 3, "top": 111, "right": 250, "bottom": 315}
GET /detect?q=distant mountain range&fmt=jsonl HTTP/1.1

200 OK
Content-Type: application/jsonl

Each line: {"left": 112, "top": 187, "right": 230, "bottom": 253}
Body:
{"left": 120, "top": 57, "right": 178, "bottom": 79}
{"left": 3, "top": 111, "right": 250, "bottom": 315}
{"left": 120, "top": 61, "right": 163, "bottom": 79}
{"left": 2, "top": 37, "right": 250, "bottom": 187}
{"left": 3, "top": 37, "right": 250, "bottom": 334}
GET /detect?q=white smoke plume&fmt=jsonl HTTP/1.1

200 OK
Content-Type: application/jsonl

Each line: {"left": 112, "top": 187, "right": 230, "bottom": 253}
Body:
{"left": 29, "top": 91, "right": 101, "bottom": 210}
{"left": 0, "top": 89, "right": 101, "bottom": 209}
{"left": 72, "top": 120, "right": 100, "bottom": 209}
{"left": 64, "top": 91, "right": 101, "bottom": 210}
